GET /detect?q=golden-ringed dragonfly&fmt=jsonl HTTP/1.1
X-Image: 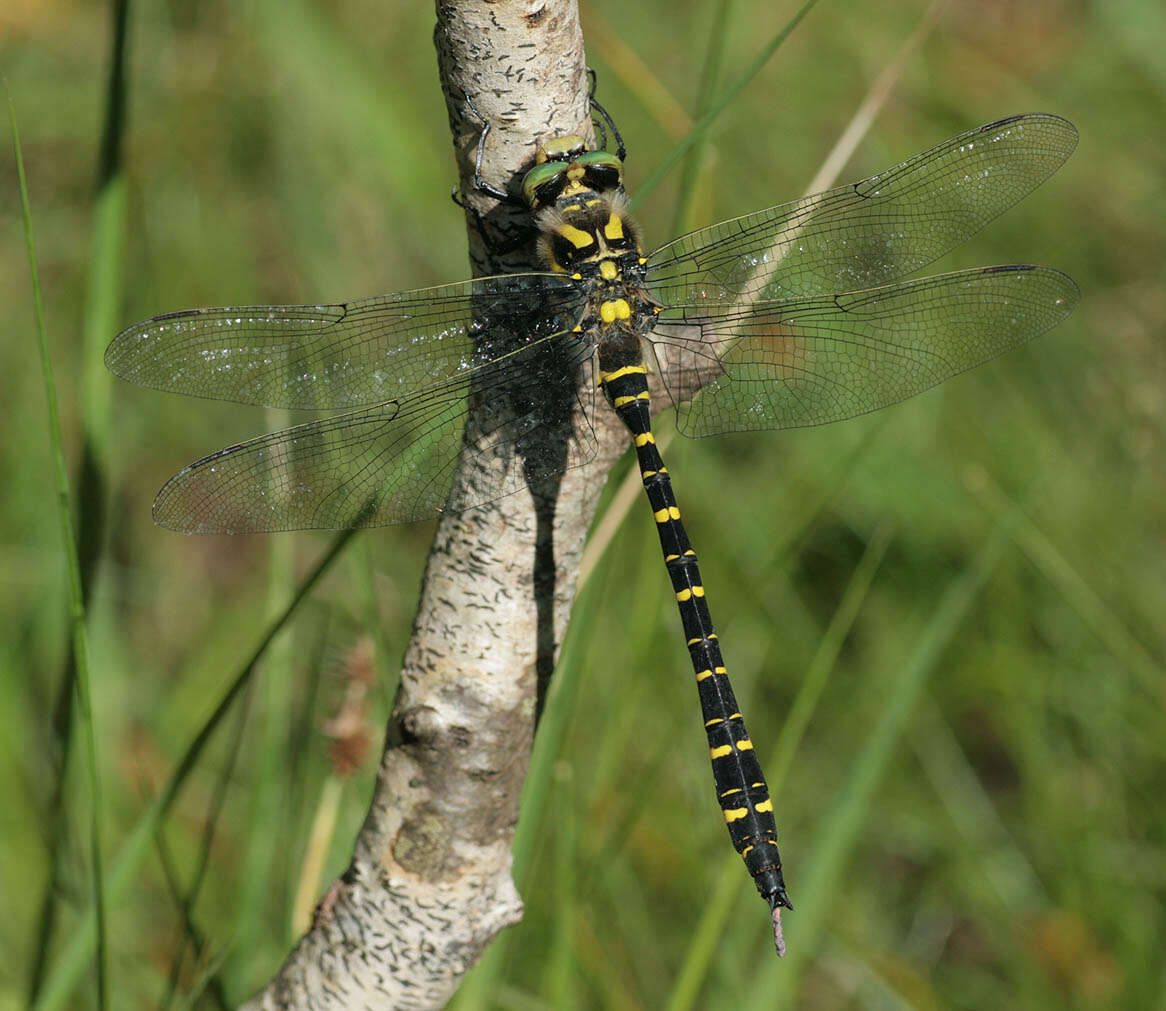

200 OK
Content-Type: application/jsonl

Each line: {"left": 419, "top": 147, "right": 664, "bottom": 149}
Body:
{"left": 107, "top": 111, "right": 1079, "bottom": 956}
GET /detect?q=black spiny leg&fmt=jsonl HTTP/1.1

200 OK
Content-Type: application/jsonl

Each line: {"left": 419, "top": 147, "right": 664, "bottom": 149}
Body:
{"left": 453, "top": 92, "right": 538, "bottom": 256}
{"left": 586, "top": 67, "right": 627, "bottom": 162}
{"left": 598, "top": 356, "right": 792, "bottom": 956}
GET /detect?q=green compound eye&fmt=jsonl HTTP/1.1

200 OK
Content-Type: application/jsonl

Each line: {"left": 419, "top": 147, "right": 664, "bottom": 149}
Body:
{"left": 521, "top": 144, "right": 625, "bottom": 208}
{"left": 522, "top": 160, "right": 569, "bottom": 207}
{"left": 574, "top": 149, "right": 622, "bottom": 172}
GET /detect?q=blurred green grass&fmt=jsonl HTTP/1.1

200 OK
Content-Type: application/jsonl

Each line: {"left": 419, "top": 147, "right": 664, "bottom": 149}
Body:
{"left": 3, "top": 0, "right": 1164, "bottom": 1007}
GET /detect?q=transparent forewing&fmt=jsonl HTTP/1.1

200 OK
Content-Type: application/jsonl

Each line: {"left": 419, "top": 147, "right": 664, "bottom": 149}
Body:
{"left": 107, "top": 274, "right": 585, "bottom": 410}
{"left": 645, "top": 115, "right": 1078, "bottom": 305}
{"left": 152, "top": 330, "right": 599, "bottom": 533}
{"left": 648, "top": 266, "right": 1079, "bottom": 438}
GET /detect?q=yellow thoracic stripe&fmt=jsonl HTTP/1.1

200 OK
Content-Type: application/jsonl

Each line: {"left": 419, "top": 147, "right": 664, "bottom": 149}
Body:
{"left": 557, "top": 223, "right": 593, "bottom": 249}
{"left": 604, "top": 213, "right": 625, "bottom": 240}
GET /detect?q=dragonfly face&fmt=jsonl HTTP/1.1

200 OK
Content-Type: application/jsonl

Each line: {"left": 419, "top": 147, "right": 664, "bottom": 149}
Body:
{"left": 107, "top": 112, "right": 1079, "bottom": 952}
{"left": 520, "top": 136, "right": 624, "bottom": 211}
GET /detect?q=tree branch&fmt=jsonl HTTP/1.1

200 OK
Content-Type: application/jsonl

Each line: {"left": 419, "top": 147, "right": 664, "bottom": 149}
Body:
{"left": 242, "top": 2, "right": 626, "bottom": 1006}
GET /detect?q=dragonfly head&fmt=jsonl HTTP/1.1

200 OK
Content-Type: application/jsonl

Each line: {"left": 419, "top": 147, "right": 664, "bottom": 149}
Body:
{"left": 522, "top": 136, "right": 625, "bottom": 211}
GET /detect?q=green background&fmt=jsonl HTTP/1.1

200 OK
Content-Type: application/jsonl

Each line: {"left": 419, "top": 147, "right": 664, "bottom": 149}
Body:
{"left": 2, "top": 0, "right": 1163, "bottom": 1007}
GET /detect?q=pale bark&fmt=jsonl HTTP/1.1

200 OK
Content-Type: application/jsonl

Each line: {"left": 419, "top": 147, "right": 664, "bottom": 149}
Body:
{"left": 242, "top": 1, "right": 627, "bottom": 1007}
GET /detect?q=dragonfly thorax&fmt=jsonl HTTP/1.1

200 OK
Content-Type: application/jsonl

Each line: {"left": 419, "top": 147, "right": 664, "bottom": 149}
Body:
{"left": 533, "top": 188, "right": 642, "bottom": 270}
{"left": 520, "top": 136, "right": 647, "bottom": 301}
{"left": 530, "top": 167, "right": 656, "bottom": 363}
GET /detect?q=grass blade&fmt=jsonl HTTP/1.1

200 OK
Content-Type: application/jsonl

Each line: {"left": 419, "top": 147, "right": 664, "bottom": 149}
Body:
{"left": 29, "top": 1, "right": 131, "bottom": 1000}
{"left": 767, "top": 511, "right": 1019, "bottom": 1000}
{"left": 630, "top": 0, "right": 821, "bottom": 209}
{"left": 972, "top": 471, "right": 1165, "bottom": 706}
{"left": 9, "top": 86, "right": 109, "bottom": 1009}
{"left": 669, "top": 0, "right": 738, "bottom": 238}
{"left": 33, "top": 527, "right": 358, "bottom": 1011}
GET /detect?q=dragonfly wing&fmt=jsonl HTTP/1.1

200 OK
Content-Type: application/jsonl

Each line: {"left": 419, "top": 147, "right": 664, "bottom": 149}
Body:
{"left": 107, "top": 273, "right": 585, "bottom": 410}
{"left": 648, "top": 265, "right": 1079, "bottom": 438}
{"left": 645, "top": 114, "right": 1077, "bottom": 304}
{"left": 152, "top": 329, "right": 599, "bottom": 533}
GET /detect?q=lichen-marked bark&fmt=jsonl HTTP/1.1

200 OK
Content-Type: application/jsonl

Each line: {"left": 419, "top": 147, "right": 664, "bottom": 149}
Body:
{"left": 242, "top": 2, "right": 627, "bottom": 1008}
